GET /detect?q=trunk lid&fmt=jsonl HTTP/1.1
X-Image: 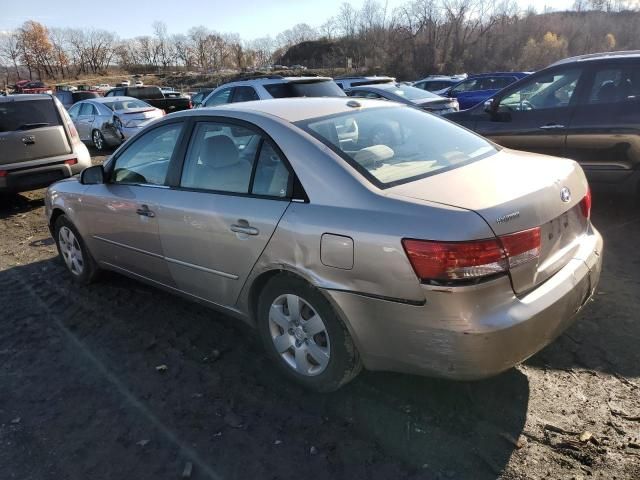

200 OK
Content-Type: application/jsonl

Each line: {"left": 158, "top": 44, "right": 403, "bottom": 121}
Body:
{"left": 387, "top": 149, "right": 590, "bottom": 294}
{"left": 0, "top": 97, "right": 70, "bottom": 165}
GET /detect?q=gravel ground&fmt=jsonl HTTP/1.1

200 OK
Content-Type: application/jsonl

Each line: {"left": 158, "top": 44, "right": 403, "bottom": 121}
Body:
{"left": 0, "top": 151, "right": 639, "bottom": 480}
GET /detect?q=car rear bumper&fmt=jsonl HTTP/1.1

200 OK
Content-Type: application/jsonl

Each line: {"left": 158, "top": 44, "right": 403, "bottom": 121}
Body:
{"left": 324, "top": 225, "right": 603, "bottom": 380}
{"left": 0, "top": 149, "right": 91, "bottom": 193}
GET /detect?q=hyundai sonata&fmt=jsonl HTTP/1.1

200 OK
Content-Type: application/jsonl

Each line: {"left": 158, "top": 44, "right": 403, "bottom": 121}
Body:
{"left": 45, "top": 98, "right": 602, "bottom": 391}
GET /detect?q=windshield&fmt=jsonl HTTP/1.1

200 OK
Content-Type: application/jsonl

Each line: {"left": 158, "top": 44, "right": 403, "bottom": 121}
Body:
{"left": 104, "top": 99, "right": 152, "bottom": 111}
{"left": 296, "top": 106, "right": 496, "bottom": 187}
{"left": 264, "top": 80, "right": 345, "bottom": 98}
{"left": 381, "top": 84, "right": 441, "bottom": 100}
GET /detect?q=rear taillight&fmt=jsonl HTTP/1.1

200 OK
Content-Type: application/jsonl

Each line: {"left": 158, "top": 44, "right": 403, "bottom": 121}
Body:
{"left": 64, "top": 158, "right": 78, "bottom": 166}
{"left": 402, "top": 227, "right": 541, "bottom": 283}
{"left": 498, "top": 227, "right": 541, "bottom": 269}
{"left": 67, "top": 120, "right": 79, "bottom": 140}
{"left": 188, "top": 101, "right": 193, "bottom": 109}
{"left": 0, "top": 170, "right": 7, "bottom": 177}
{"left": 580, "top": 187, "right": 592, "bottom": 219}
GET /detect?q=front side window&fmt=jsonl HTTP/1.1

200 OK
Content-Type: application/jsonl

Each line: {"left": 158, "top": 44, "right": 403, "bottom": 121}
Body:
{"left": 68, "top": 103, "right": 81, "bottom": 120}
{"left": 204, "top": 88, "right": 232, "bottom": 107}
{"left": 587, "top": 64, "right": 640, "bottom": 104}
{"left": 499, "top": 68, "right": 581, "bottom": 111}
{"left": 297, "top": 106, "right": 496, "bottom": 188}
{"left": 180, "top": 122, "right": 290, "bottom": 196}
{"left": 111, "top": 123, "right": 182, "bottom": 185}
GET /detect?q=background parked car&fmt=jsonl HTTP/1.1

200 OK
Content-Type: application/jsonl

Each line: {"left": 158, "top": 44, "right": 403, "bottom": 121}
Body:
{"left": 54, "top": 90, "right": 101, "bottom": 110}
{"left": 14, "top": 80, "right": 51, "bottom": 94}
{"left": 134, "top": 80, "right": 144, "bottom": 87}
{"left": 334, "top": 76, "right": 395, "bottom": 90}
{"left": 412, "top": 75, "right": 467, "bottom": 95}
{"left": 0, "top": 94, "right": 90, "bottom": 193}
{"left": 346, "top": 83, "right": 459, "bottom": 114}
{"left": 442, "top": 72, "right": 530, "bottom": 109}
{"left": 444, "top": 51, "right": 640, "bottom": 194}
{"left": 200, "top": 76, "right": 345, "bottom": 107}
{"left": 68, "top": 96, "right": 163, "bottom": 151}
{"left": 105, "top": 86, "right": 191, "bottom": 112}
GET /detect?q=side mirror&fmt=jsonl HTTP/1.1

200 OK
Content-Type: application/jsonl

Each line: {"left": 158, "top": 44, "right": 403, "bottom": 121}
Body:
{"left": 80, "top": 165, "right": 105, "bottom": 185}
{"left": 483, "top": 98, "right": 495, "bottom": 113}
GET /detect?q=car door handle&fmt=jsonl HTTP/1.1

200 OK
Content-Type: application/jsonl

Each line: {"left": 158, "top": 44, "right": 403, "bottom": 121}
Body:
{"left": 136, "top": 205, "right": 155, "bottom": 217}
{"left": 539, "top": 124, "right": 565, "bottom": 130}
{"left": 230, "top": 223, "right": 259, "bottom": 236}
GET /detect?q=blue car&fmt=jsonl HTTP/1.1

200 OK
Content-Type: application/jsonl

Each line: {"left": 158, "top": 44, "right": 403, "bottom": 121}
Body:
{"left": 442, "top": 72, "right": 531, "bottom": 110}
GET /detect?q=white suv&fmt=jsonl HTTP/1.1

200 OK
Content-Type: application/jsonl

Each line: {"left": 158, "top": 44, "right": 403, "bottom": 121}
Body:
{"left": 199, "top": 76, "right": 345, "bottom": 107}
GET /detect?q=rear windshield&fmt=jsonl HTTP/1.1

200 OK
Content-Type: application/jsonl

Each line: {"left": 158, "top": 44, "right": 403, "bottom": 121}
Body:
{"left": 73, "top": 91, "right": 100, "bottom": 101}
{"left": 296, "top": 106, "right": 497, "bottom": 188}
{"left": 127, "top": 87, "right": 162, "bottom": 99}
{"left": 103, "top": 99, "right": 151, "bottom": 111}
{"left": 378, "top": 84, "right": 441, "bottom": 100}
{"left": 0, "top": 99, "right": 61, "bottom": 132}
{"left": 264, "top": 81, "right": 345, "bottom": 98}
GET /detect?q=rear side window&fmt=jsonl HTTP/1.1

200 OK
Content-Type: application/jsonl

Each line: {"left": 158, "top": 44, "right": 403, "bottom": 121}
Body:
{"left": 180, "top": 121, "right": 290, "bottom": 197}
{"left": 79, "top": 103, "right": 95, "bottom": 116}
{"left": 587, "top": 64, "right": 640, "bottom": 104}
{"left": 0, "top": 99, "right": 61, "bottom": 132}
{"left": 264, "top": 81, "right": 345, "bottom": 98}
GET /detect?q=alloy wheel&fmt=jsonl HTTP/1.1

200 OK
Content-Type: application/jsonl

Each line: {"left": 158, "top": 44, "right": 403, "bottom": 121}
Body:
{"left": 58, "top": 226, "right": 84, "bottom": 276}
{"left": 268, "top": 294, "right": 331, "bottom": 376}
{"left": 93, "top": 130, "right": 104, "bottom": 151}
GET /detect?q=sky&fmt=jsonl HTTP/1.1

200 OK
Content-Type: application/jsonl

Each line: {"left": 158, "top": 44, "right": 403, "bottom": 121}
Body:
{"left": 0, "top": 0, "right": 575, "bottom": 41}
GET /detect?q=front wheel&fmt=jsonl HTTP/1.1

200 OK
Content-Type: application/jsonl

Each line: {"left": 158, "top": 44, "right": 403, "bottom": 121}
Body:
{"left": 54, "top": 215, "right": 99, "bottom": 284}
{"left": 257, "top": 274, "right": 362, "bottom": 392}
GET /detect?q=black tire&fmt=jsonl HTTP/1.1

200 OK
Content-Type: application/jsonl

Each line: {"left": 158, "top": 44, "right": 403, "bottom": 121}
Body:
{"left": 92, "top": 129, "right": 106, "bottom": 151}
{"left": 54, "top": 215, "right": 99, "bottom": 284}
{"left": 257, "top": 274, "right": 362, "bottom": 392}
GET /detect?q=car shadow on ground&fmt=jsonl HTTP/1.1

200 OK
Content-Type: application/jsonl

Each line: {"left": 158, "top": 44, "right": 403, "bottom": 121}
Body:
{"left": 0, "top": 193, "right": 45, "bottom": 219}
{"left": 526, "top": 191, "right": 640, "bottom": 379}
{"left": 1, "top": 257, "right": 527, "bottom": 480}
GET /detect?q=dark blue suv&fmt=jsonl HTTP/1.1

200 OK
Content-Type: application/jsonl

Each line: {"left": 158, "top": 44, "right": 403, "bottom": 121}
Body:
{"left": 442, "top": 72, "right": 531, "bottom": 110}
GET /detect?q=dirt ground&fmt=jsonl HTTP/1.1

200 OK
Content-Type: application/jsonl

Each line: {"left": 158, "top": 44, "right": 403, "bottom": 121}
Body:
{"left": 0, "top": 151, "right": 639, "bottom": 480}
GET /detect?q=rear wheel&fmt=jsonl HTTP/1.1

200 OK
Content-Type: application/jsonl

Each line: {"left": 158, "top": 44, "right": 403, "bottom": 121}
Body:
{"left": 92, "top": 129, "right": 106, "bottom": 151}
{"left": 257, "top": 274, "right": 362, "bottom": 392}
{"left": 54, "top": 215, "right": 99, "bottom": 284}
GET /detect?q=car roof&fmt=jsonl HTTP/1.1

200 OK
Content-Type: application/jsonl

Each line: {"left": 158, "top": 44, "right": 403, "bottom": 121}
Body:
{"left": 335, "top": 75, "right": 394, "bottom": 81}
{"left": 174, "top": 97, "right": 396, "bottom": 123}
{"left": 550, "top": 50, "right": 640, "bottom": 66}
{"left": 466, "top": 72, "right": 529, "bottom": 79}
{"left": 0, "top": 94, "right": 53, "bottom": 103}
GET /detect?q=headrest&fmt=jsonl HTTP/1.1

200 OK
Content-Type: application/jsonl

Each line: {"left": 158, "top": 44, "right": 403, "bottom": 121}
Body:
{"left": 202, "top": 135, "right": 239, "bottom": 168}
{"left": 354, "top": 145, "right": 394, "bottom": 168}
